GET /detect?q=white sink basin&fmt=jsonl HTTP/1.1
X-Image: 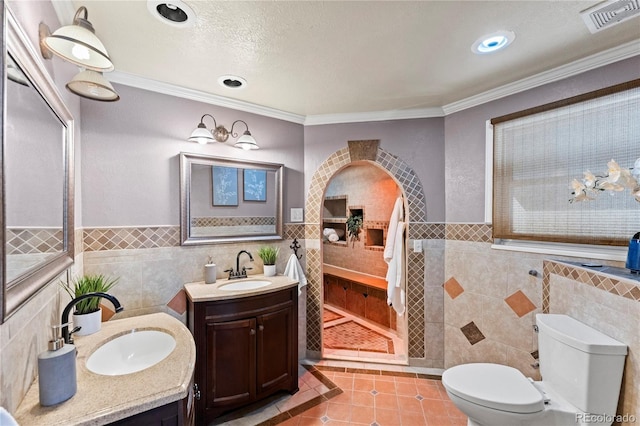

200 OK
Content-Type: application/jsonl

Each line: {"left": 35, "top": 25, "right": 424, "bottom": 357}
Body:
{"left": 86, "top": 330, "right": 176, "bottom": 376}
{"left": 218, "top": 280, "right": 272, "bottom": 291}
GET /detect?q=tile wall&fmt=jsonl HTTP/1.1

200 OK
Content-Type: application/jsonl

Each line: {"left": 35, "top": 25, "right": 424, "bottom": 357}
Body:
{"left": 443, "top": 229, "right": 639, "bottom": 423}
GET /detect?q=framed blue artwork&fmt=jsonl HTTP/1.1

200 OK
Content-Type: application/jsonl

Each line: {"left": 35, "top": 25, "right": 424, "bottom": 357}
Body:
{"left": 212, "top": 166, "right": 238, "bottom": 206}
{"left": 243, "top": 169, "right": 267, "bottom": 201}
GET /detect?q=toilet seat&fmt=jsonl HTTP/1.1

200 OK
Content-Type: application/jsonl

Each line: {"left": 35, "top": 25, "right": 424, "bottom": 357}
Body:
{"left": 442, "top": 363, "right": 545, "bottom": 414}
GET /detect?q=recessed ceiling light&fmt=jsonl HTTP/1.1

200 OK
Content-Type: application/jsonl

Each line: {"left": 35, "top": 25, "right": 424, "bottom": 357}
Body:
{"left": 147, "top": 0, "right": 195, "bottom": 28}
{"left": 217, "top": 75, "right": 247, "bottom": 90}
{"left": 471, "top": 30, "right": 515, "bottom": 54}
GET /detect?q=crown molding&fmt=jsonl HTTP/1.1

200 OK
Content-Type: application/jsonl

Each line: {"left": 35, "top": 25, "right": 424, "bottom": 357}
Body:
{"left": 108, "top": 70, "right": 306, "bottom": 124}
{"left": 53, "top": 0, "right": 637, "bottom": 126}
{"left": 303, "top": 107, "right": 445, "bottom": 126}
{"left": 442, "top": 40, "right": 640, "bottom": 115}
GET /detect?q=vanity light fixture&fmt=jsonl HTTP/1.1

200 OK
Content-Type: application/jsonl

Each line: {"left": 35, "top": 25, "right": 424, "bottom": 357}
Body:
{"left": 40, "top": 6, "right": 114, "bottom": 71}
{"left": 39, "top": 8, "right": 120, "bottom": 102}
{"left": 471, "top": 30, "right": 516, "bottom": 54}
{"left": 188, "top": 114, "right": 259, "bottom": 150}
{"left": 66, "top": 70, "right": 120, "bottom": 102}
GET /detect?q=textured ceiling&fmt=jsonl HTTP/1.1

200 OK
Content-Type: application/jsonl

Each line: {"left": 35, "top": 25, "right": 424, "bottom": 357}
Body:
{"left": 67, "top": 1, "right": 640, "bottom": 117}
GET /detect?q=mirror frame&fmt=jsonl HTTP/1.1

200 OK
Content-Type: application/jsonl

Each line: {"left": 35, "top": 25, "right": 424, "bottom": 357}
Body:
{"left": 1, "top": 5, "right": 75, "bottom": 322}
{"left": 180, "top": 152, "right": 284, "bottom": 245}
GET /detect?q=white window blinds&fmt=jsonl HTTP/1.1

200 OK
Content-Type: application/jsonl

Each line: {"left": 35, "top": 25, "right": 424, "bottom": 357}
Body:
{"left": 492, "top": 80, "right": 640, "bottom": 246}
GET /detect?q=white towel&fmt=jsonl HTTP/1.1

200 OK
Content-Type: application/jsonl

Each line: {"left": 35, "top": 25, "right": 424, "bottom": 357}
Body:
{"left": 328, "top": 233, "right": 339, "bottom": 242}
{"left": 385, "top": 221, "right": 406, "bottom": 316}
{"left": 323, "top": 227, "right": 344, "bottom": 238}
{"left": 384, "top": 197, "right": 404, "bottom": 262}
{"left": 284, "top": 253, "right": 307, "bottom": 295}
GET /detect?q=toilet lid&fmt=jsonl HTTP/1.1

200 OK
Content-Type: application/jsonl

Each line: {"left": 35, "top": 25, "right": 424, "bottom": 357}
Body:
{"left": 442, "top": 363, "right": 544, "bottom": 414}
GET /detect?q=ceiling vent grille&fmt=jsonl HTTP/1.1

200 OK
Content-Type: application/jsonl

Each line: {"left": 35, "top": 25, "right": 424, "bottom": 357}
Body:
{"left": 580, "top": 0, "right": 640, "bottom": 32}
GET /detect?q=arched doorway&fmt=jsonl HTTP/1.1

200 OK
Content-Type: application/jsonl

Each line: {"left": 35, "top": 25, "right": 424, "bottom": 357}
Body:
{"left": 321, "top": 161, "right": 408, "bottom": 363}
{"left": 304, "top": 140, "right": 428, "bottom": 362}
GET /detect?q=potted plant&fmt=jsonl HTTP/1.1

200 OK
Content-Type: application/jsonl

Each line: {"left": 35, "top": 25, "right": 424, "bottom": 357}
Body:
{"left": 61, "top": 274, "right": 119, "bottom": 336}
{"left": 346, "top": 213, "right": 363, "bottom": 245}
{"left": 257, "top": 246, "right": 279, "bottom": 277}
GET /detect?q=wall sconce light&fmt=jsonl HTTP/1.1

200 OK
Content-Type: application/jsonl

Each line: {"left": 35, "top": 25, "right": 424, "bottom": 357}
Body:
{"left": 66, "top": 70, "right": 120, "bottom": 102}
{"left": 40, "top": 6, "right": 113, "bottom": 71}
{"left": 188, "top": 114, "right": 259, "bottom": 150}
{"left": 39, "top": 8, "right": 120, "bottom": 102}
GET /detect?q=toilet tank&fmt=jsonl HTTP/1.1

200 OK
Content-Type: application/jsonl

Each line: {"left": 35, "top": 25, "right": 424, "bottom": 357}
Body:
{"left": 536, "top": 314, "right": 627, "bottom": 417}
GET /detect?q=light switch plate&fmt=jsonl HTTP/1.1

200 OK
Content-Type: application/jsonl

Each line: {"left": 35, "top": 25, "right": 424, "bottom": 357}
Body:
{"left": 291, "top": 208, "right": 303, "bottom": 222}
{"left": 413, "top": 239, "right": 423, "bottom": 253}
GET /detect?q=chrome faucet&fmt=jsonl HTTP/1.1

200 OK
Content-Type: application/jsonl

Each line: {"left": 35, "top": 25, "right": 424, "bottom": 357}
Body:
{"left": 225, "top": 250, "right": 254, "bottom": 279}
{"left": 61, "top": 292, "right": 123, "bottom": 344}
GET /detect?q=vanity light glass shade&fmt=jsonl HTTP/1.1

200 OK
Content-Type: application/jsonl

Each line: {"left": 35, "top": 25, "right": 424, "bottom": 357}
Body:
{"left": 234, "top": 131, "right": 259, "bottom": 150}
{"left": 66, "top": 70, "right": 120, "bottom": 102}
{"left": 42, "top": 7, "right": 114, "bottom": 71}
{"left": 188, "top": 125, "right": 216, "bottom": 144}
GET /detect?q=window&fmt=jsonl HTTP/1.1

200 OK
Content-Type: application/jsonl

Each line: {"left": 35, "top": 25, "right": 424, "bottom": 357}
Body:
{"left": 491, "top": 80, "right": 640, "bottom": 247}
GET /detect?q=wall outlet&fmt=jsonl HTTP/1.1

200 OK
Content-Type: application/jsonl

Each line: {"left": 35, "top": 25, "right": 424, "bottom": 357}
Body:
{"left": 291, "top": 208, "right": 303, "bottom": 223}
{"left": 413, "top": 239, "right": 423, "bottom": 253}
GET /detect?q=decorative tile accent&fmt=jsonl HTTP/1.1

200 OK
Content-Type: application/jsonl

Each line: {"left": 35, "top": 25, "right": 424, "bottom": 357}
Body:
{"left": 284, "top": 223, "right": 305, "bottom": 240}
{"left": 101, "top": 304, "right": 116, "bottom": 322}
{"left": 6, "top": 228, "right": 64, "bottom": 254}
{"left": 408, "top": 250, "right": 425, "bottom": 358}
{"left": 530, "top": 350, "right": 539, "bottom": 360}
{"left": 504, "top": 290, "right": 536, "bottom": 317}
{"left": 409, "top": 223, "right": 445, "bottom": 240}
{"left": 542, "top": 260, "right": 640, "bottom": 313}
{"left": 306, "top": 248, "right": 323, "bottom": 352}
{"left": 443, "top": 277, "right": 464, "bottom": 300}
{"left": 445, "top": 223, "right": 492, "bottom": 242}
{"left": 191, "top": 216, "right": 275, "bottom": 227}
{"left": 83, "top": 226, "right": 180, "bottom": 251}
{"left": 347, "top": 139, "right": 379, "bottom": 161}
{"left": 460, "top": 321, "right": 485, "bottom": 345}
{"left": 167, "top": 289, "right": 187, "bottom": 315}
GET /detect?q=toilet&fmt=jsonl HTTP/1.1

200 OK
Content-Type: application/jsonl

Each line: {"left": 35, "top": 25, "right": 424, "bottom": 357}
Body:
{"left": 442, "top": 314, "right": 627, "bottom": 426}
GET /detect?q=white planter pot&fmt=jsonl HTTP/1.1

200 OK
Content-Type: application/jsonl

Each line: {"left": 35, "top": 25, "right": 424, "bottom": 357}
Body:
{"left": 73, "top": 308, "right": 102, "bottom": 336}
{"left": 264, "top": 264, "right": 277, "bottom": 277}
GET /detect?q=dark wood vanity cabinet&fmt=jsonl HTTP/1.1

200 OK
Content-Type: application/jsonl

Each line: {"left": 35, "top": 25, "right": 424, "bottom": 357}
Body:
{"left": 188, "top": 286, "right": 299, "bottom": 424}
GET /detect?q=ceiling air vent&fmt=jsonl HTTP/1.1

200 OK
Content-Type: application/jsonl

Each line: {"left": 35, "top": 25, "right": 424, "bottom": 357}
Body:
{"left": 580, "top": 0, "right": 640, "bottom": 33}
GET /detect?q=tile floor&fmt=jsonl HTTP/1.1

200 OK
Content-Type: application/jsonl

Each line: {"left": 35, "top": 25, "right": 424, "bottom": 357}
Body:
{"left": 212, "top": 361, "right": 465, "bottom": 426}
{"left": 323, "top": 305, "right": 407, "bottom": 364}
{"left": 280, "top": 365, "right": 467, "bottom": 426}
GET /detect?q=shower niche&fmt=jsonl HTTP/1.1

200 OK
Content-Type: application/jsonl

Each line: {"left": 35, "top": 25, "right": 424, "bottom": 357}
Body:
{"left": 323, "top": 196, "right": 347, "bottom": 243}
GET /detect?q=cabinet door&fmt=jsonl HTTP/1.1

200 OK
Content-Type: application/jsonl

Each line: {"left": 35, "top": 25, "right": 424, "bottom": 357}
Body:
{"left": 256, "top": 307, "right": 294, "bottom": 396}
{"left": 206, "top": 318, "right": 256, "bottom": 409}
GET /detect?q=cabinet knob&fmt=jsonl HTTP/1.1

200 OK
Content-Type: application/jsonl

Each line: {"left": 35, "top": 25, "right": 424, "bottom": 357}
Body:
{"left": 258, "top": 325, "right": 264, "bottom": 331}
{"left": 250, "top": 328, "right": 256, "bottom": 335}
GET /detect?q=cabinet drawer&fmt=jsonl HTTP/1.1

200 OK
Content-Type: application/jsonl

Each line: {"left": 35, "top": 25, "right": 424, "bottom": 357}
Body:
{"left": 204, "top": 287, "right": 295, "bottom": 320}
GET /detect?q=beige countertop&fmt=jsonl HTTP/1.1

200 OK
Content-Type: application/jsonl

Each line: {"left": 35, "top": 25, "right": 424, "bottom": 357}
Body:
{"left": 14, "top": 312, "right": 195, "bottom": 426}
{"left": 184, "top": 274, "right": 299, "bottom": 302}
{"left": 323, "top": 264, "right": 387, "bottom": 290}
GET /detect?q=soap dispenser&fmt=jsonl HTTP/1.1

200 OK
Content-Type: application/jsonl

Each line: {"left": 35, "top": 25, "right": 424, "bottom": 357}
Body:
{"left": 38, "top": 324, "right": 77, "bottom": 406}
{"left": 205, "top": 256, "right": 217, "bottom": 284}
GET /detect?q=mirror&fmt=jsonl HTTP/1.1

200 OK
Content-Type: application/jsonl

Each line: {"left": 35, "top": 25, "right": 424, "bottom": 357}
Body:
{"left": 180, "top": 153, "right": 283, "bottom": 244}
{"left": 2, "top": 6, "right": 75, "bottom": 322}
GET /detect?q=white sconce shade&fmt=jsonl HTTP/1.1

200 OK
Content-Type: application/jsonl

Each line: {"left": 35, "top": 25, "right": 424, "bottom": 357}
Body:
{"left": 234, "top": 131, "right": 259, "bottom": 150}
{"left": 66, "top": 70, "right": 120, "bottom": 102}
{"left": 42, "top": 7, "right": 114, "bottom": 71}
{"left": 188, "top": 124, "right": 215, "bottom": 144}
